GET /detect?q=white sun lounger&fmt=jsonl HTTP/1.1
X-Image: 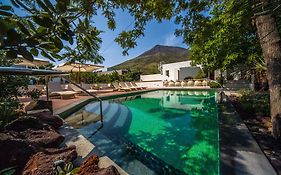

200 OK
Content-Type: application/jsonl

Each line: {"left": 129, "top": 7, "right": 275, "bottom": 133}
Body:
{"left": 112, "top": 82, "right": 131, "bottom": 91}
{"left": 69, "top": 84, "right": 97, "bottom": 94}
{"left": 131, "top": 82, "right": 146, "bottom": 89}
{"left": 125, "top": 82, "right": 140, "bottom": 90}
{"left": 48, "top": 82, "right": 78, "bottom": 99}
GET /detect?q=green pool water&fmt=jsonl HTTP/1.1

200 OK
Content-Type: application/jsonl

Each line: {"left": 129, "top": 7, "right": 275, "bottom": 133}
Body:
{"left": 74, "top": 90, "right": 219, "bottom": 174}
{"left": 121, "top": 90, "right": 219, "bottom": 174}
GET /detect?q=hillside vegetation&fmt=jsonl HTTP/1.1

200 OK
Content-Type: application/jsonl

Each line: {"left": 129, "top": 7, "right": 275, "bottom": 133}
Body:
{"left": 111, "top": 45, "right": 189, "bottom": 74}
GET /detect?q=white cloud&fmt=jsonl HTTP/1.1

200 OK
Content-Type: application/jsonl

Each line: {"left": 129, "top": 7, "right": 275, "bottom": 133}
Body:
{"left": 164, "top": 33, "right": 181, "bottom": 46}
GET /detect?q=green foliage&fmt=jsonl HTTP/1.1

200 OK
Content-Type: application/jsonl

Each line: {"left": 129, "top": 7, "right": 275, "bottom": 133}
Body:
{"left": 0, "top": 0, "right": 104, "bottom": 63}
{"left": 1, "top": 0, "right": 279, "bottom": 68}
{"left": 55, "top": 162, "right": 79, "bottom": 175}
{"left": 26, "top": 89, "right": 43, "bottom": 101}
{"left": 0, "top": 51, "right": 29, "bottom": 129}
{"left": 208, "top": 81, "right": 221, "bottom": 89}
{"left": 173, "top": 0, "right": 263, "bottom": 71}
{"left": 0, "top": 0, "right": 177, "bottom": 63}
{"left": 0, "top": 167, "right": 16, "bottom": 175}
{"left": 194, "top": 69, "right": 206, "bottom": 79}
{"left": 237, "top": 89, "right": 270, "bottom": 117}
{"left": 69, "top": 71, "right": 140, "bottom": 84}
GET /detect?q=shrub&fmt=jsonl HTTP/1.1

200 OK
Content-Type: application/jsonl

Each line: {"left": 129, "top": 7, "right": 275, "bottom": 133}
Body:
{"left": 0, "top": 51, "right": 29, "bottom": 129}
{"left": 237, "top": 89, "right": 270, "bottom": 117}
{"left": 26, "top": 89, "right": 43, "bottom": 101}
{"left": 208, "top": 81, "right": 221, "bottom": 88}
{"left": 195, "top": 69, "right": 206, "bottom": 79}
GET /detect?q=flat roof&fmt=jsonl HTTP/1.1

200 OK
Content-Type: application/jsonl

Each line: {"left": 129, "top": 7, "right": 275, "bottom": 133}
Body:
{"left": 0, "top": 67, "right": 69, "bottom": 76}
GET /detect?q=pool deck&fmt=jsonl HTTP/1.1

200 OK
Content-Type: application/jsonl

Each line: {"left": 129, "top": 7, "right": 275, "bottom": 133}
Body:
{"left": 219, "top": 92, "right": 277, "bottom": 175}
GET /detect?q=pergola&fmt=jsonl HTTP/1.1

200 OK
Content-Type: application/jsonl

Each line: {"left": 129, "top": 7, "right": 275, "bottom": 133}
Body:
{"left": 0, "top": 66, "right": 68, "bottom": 100}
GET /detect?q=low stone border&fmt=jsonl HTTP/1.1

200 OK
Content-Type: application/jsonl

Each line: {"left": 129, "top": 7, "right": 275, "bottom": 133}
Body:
{"left": 219, "top": 92, "right": 277, "bottom": 175}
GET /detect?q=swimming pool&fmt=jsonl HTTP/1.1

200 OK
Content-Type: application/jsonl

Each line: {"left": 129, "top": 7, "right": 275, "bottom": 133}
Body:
{"left": 66, "top": 90, "right": 219, "bottom": 175}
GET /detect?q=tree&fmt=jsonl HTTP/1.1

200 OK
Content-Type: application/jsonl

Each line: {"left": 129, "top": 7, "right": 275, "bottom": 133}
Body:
{"left": 181, "top": 1, "right": 263, "bottom": 72}
{"left": 171, "top": 0, "right": 281, "bottom": 140}
{"left": 0, "top": 0, "right": 174, "bottom": 62}
{"left": 253, "top": 0, "right": 281, "bottom": 139}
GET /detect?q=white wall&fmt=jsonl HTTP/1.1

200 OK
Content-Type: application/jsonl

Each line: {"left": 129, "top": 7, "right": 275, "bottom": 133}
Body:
{"left": 162, "top": 61, "right": 196, "bottom": 81}
{"left": 136, "top": 81, "right": 163, "bottom": 88}
{"left": 140, "top": 74, "right": 167, "bottom": 82}
{"left": 140, "top": 61, "right": 201, "bottom": 82}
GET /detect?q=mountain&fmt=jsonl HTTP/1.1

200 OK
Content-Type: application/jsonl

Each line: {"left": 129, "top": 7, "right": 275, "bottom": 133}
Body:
{"left": 111, "top": 45, "right": 189, "bottom": 74}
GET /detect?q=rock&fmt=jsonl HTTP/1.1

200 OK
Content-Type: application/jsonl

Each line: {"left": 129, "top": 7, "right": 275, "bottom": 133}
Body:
{"left": 22, "top": 146, "right": 77, "bottom": 175}
{"left": 77, "top": 155, "right": 120, "bottom": 175}
{"left": 30, "top": 111, "right": 63, "bottom": 129}
{"left": 0, "top": 132, "right": 38, "bottom": 171}
{"left": 20, "top": 129, "right": 64, "bottom": 148}
{"left": 5, "top": 116, "right": 48, "bottom": 132}
{"left": 5, "top": 116, "right": 64, "bottom": 148}
{"left": 77, "top": 155, "right": 100, "bottom": 175}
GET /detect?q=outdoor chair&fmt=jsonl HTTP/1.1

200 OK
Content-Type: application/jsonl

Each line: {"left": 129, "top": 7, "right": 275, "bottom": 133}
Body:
{"left": 120, "top": 82, "right": 135, "bottom": 91}
{"left": 131, "top": 82, "right": 146, "bottom": 89}
{"left": 48, "top": 82, "right": 78, "bottom": 99}
{"left": 125, "top": 82, "right": 139, "bottom": 90}
{"left": 112, "top": 82, "right": 131, "bottom": 91}
{"left": 82, "top": 83, "right": 114, "bottom": 93}
{"left": 69, "top": 83, "right": 97, "bottom": 95}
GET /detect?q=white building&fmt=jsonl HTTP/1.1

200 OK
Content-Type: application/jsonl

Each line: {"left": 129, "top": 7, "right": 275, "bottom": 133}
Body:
{"left": 140, "top": 61, "right": 201, "bottom": 82}
{"left": 94, "top": 67, "right": 128, "bottom": 75}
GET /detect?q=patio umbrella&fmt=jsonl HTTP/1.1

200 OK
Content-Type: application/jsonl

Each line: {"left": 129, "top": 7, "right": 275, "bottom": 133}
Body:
{"left": 14, "top": 56, "right": 50, "bottom": 68}
{"left": 15, "top": 59, "right": 38, "bottom": 68}
{"left": 53, "top": 62, "right": 103, "bottom": 83}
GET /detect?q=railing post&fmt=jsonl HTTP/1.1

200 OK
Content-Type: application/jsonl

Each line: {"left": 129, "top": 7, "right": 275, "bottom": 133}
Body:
{"left": 45, "top": 75, "right": 49, "bottom": 101}
{"left": 100, "top": 101, "right": 103, "bottom": 122}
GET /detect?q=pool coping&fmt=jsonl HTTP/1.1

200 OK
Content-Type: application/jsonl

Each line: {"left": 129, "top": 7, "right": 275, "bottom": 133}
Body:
{"left": 54, "top": 88, "right": 276, "bottom": 175}
{"left": 219, "top": 92, "right": 277, "bottom": 175}
{"left": 54, "top": 89, "right": 156, "bottom": 119}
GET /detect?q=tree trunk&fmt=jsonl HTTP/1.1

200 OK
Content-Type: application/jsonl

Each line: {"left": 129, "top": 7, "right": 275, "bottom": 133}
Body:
{"left": 255, "top": 13, "right": 281, "bottom": 140}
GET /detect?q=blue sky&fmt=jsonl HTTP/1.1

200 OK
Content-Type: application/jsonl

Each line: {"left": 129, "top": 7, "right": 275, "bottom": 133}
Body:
{"left": 93, "top": 9, "right": 186, "bottom": 67}
{"left": 1, "top": 0, "right": 186, "bottom": 67}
